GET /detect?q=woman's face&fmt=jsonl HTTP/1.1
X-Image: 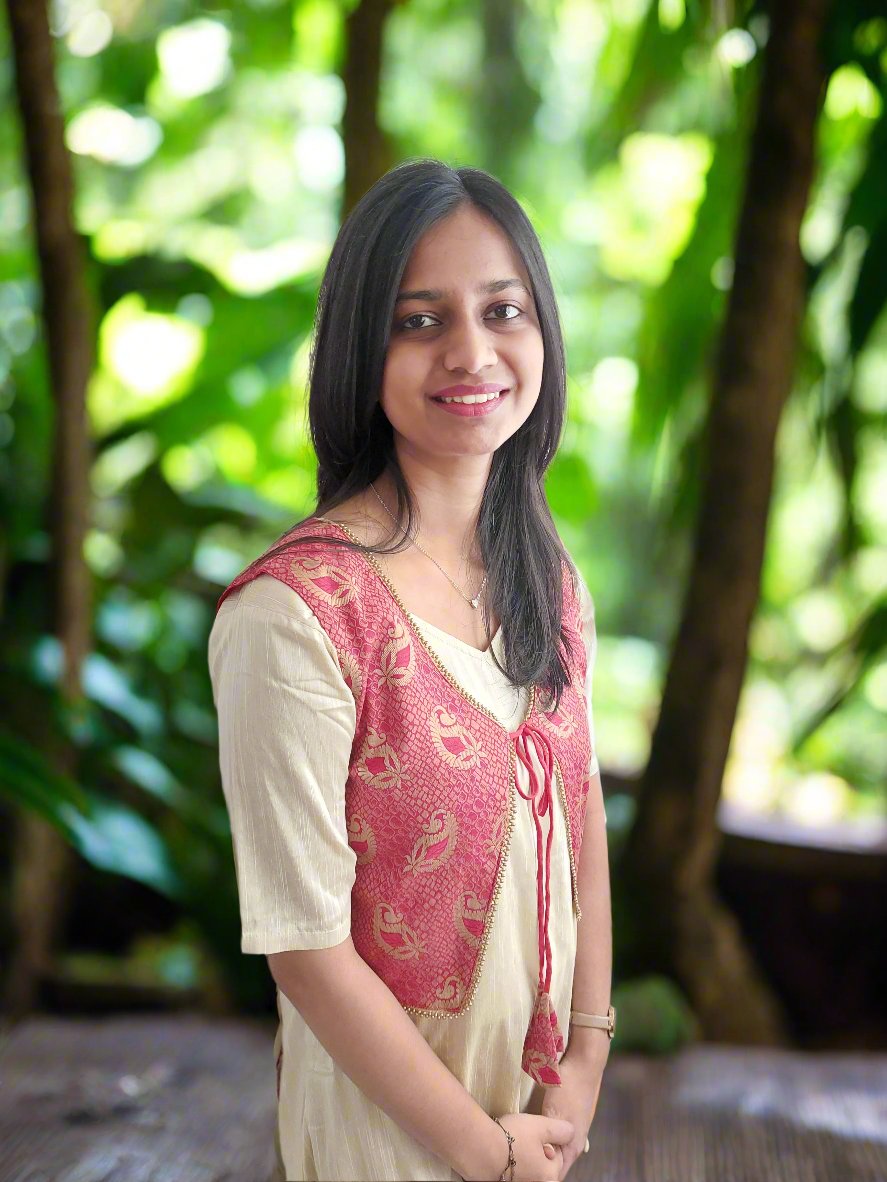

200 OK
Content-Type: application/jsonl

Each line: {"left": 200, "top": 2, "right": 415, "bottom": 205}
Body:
{"left": 379, "top": 205, "right": 545, "bottom": 465}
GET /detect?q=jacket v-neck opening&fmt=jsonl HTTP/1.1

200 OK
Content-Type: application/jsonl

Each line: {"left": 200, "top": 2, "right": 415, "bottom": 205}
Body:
{"left": 408, "top": 611, "right": 503, "bottom": 659}
{"left": 308, "top": 515, "right": 534, "bottom": 731}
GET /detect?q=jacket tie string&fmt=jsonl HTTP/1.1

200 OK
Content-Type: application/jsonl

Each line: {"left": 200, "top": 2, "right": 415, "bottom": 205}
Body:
{"left": 509, "top": 718, "right": 566, "bottom": 1086}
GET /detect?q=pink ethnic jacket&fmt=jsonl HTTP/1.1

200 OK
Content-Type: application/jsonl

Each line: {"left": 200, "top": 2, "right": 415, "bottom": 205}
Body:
{"left": 216, "top": 516, "right": 594, "bottom": 1086}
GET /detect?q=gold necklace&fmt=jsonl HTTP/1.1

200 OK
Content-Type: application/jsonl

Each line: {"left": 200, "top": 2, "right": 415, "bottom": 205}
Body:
{"left": 369, "top": 482, "right": 488, "bottom": 610}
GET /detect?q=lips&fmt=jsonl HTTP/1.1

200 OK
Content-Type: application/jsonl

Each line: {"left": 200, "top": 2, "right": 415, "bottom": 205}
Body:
{"left": 430, "top": 388, "right": 510, "bottom": 417}
{"left": 430, "top": 383, "right": 508, "bottom": 400}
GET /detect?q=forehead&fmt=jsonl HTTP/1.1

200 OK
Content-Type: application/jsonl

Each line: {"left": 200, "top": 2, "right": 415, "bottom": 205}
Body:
{"left": 400, "top": 206, "right": 529, "bottom": 287}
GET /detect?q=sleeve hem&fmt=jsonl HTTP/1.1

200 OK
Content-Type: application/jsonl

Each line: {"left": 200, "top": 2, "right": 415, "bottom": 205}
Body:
{"left": 241, "top": 916, "right": 352, "bottom": 954}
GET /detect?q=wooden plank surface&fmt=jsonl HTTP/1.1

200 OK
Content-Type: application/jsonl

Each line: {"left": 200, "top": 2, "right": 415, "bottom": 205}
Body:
{"left": 0, "top": 1012, "right": 277, "bottom": 1182}
{"left": 1, "top": 1014, "right": 885, "bottom": 1181}
{"left": 573, "top": 1044, "right": 887, "bottom": 1182}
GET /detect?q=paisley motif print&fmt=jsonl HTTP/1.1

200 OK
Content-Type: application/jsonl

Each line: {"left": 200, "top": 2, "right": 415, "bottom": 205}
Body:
{"left": 348, "top": 815, "right": 377, "bottom": 865}
{"left": 288, "top": 554, "right": 357, "bottom": 606}
{"left": 429, "top": 706, "right": 485, "bottom": 770}
{"left": 484, "top": 809, "right": 507, "bottom": 860}
{"left": 356, "top": 726, "right": 410, "bottom": 791}
{"left": 434, "top": 973, "right": 467, "bottom": 1011}
{"left": 215, "top": 516, "right": 593, "bottom": 1088}
{"left": 373, "top": 902, "right": 425, "bottom": 959}
{"left": 375, "top": 620, "right": 416, "bottom": 690}
{"left": 521, "top": 987, "right": 567, "bottom": 1086}
{"left": 336, "top": 647, "right": 363, "bottom": 703}
{"left": 538, "top": 699, "right": 578, "bottom": 741}
{"left": 403, "top": 809, "right": 457, "bottom": 875}
{"left": 453, "top": 888, "right": 487, "bottom": 949}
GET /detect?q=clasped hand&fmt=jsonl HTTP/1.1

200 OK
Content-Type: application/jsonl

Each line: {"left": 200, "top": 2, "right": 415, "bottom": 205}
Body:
{"left": 539, "top": 1049, "right": 606, "bottom": 1180}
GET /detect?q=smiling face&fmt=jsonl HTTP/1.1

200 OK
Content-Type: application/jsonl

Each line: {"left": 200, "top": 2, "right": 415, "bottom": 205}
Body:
{"left": 379, "top": 204, "right": 545, "bottom": 466}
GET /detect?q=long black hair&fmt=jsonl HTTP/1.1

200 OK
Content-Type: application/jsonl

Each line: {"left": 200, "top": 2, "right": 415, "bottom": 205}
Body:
{"left": 237, "top": 157, "right": 580, "bottom": 709}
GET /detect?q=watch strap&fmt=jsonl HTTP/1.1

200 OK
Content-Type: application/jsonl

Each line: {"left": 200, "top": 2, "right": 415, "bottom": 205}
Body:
{"left": 569, "top": 1004, "right": 616, "bottom": 1038}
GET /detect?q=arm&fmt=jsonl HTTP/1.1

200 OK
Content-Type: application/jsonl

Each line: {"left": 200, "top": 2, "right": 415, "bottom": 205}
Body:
{"left": 209, "top": 576, "right": 506, "bottom": 1181}
{"left": 567, "top": 575, "right": 613, "bottom": 1070}
{"left": 567, "top": 767, "right": 613, "bottom": 1070}
{"left": 269, "top": 940, "right": 507, "bottom": 1181}
{"left": 539, "top": 572, "right": 611, "bottom": 1177}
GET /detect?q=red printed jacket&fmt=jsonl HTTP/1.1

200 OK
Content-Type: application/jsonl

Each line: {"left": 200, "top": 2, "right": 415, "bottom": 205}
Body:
{"left": 216, "top": 516, "right": 593, "bottom": 1086}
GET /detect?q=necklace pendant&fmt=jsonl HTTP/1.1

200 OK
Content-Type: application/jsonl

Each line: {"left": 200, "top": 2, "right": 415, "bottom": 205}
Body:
{"left": 470, "top": 594, "right": 480, "bottom": 609}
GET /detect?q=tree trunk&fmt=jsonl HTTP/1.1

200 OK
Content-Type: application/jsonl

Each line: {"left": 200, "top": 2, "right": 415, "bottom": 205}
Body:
{"left": 618, "top": 0, "right": 831, "bottom": 1043}
{"left": 341, "top": 0, "right": 402, "bottom": 218}
{"left": 4, "top": 0, "right": 94, "bottom": 1015}
{"left": 478, "top": 0, "right": 540, "bottom": 180}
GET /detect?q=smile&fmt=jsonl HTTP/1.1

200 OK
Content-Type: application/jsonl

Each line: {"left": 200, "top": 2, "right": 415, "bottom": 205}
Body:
{"left": 430, "top": 390, "right": 510, "bottom": 417}
{"left": 435, "top": 390, "right": 503, "bottom": 404}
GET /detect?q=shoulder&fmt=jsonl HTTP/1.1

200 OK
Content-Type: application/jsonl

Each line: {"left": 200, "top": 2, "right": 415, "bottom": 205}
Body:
{"left": 227, "top": 519, "right": 377, "bottom": 619}
{"left": 575, "top": 567, "right": 595, "bottom": 628}
{"left": 208, "top": 574, "right": 344, "bottom": 691}
{"left": 214, "top": 572, "right": 328, "bottom": 630}
{"left": 227, "top": 572, "right": 321, "bottom": 620}
{"left": 561, "top": 553, "right": 594, "bottom": 627}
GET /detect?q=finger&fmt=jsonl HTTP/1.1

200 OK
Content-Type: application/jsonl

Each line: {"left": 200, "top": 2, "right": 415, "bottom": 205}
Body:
{"left": 549, "top": 1118, "right": 575, "bottom": 1144}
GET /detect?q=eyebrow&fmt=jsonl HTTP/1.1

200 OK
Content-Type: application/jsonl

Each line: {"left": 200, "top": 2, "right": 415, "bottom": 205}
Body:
{"left": 394, "top": 278, "right": 531, "bottom": 304}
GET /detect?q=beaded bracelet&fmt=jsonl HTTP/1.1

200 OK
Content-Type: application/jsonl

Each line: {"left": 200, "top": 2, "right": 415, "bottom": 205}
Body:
{"left": 492, "top": 1116, "right": 516, "bottom": 1181}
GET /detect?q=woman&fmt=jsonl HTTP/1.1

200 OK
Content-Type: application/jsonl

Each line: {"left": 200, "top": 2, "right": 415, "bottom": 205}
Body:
{"left": 209, "top": 158, "right": 614, "bottom": 1182}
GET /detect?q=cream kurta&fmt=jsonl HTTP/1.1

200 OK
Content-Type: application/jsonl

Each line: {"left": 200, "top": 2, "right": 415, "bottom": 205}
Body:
{"left": 209, "top": 562, "right": 599, "bottom": 1182}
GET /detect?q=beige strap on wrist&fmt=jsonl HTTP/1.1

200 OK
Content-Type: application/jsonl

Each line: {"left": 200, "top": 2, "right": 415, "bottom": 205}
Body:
{"left": 569, "top": 1004, "right": 616, "bottom": 1038}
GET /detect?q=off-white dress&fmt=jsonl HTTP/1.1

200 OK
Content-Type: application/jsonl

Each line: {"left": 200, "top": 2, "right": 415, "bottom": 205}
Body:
{"left": 208, "top": 556, "right": 600, "bottom": 1182}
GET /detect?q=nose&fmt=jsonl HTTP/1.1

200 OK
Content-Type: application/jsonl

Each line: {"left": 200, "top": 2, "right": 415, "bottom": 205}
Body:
{"left": 443, "top": 315, "right": 498, "bottom": 375}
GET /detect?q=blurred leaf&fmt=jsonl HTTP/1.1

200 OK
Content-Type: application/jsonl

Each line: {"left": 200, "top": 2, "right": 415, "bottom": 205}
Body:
{"left": 0, "top": 730, "right": 183, "bottom": 899}
{"left": 546, "top": 451, "right": 599, "bottom": 522}
{"left": 609, "top": 973, "right": 701, "bottom": 1054}
{"left": 848, "top": 218, "right": 887, "bottom": 356}
{"left": 632, "top": 70, "right": 755, "bottom": 455}
{"left": 112, "top": 744, "right": 230, "bottom": 841}
{"left": 791, "top": 595, "right": 887, "bottom": 750}
{"left": 585, "top": 1, "right": 702, "bottom": 172}
{"left": 0, "top": 729, "right": 90, "bottom": 819}
{"left": 59, "top": 793, "right": 184, "bottom": 899}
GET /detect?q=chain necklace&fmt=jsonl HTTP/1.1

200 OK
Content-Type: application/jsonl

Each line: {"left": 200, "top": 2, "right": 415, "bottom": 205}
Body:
{"left": 369, "top": 481, "right": 488, "bottom": 610}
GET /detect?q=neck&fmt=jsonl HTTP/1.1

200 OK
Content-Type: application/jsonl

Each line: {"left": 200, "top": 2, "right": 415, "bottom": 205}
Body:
{"left": 373, "top": 450, "right": 491, "bottom": 566}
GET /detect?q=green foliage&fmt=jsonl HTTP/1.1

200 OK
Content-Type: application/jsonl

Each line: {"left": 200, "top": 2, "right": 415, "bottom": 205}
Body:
{"left": 0, "top": 730, "right": 182, "bottom": 899}
{"left": 609, "top": 974, "right": 700, "bottom": 1053}
{"left": 0, "top": 0, "right": 884, "bottom": 1016}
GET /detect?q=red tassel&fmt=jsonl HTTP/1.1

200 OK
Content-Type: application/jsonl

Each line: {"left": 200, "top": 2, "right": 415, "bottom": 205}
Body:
{"left": 521, "top": 987, "right": 565, "bottom": 1086}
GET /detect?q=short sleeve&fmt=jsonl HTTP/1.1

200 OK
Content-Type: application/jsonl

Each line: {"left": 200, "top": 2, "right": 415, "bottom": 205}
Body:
{"left": 208, "top": 573, "right": 357, "bottom": 954}
{"left": 576, "top": 569, "right": 600, "bottom": 780}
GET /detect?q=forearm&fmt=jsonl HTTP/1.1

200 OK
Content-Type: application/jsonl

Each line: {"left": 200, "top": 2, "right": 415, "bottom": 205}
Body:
{"left": 271, "top": 938, "right": 504, "bottom": 1181}
{"left": 568, "top": 794, "right": 613, "bottom": 1067}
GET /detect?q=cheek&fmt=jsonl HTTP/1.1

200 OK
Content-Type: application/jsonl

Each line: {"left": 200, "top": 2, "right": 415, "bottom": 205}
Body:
{"left": 517, "top": 333, "right": 545, "bottom": 384}
{"left": 379, "top": 351, "right": 399, "bottom": 408}
{"left": 379, "top": 351, "right": 420, "bottom": 420}
{"left": 381, "top": 344, "right": 404, "bottom": 385}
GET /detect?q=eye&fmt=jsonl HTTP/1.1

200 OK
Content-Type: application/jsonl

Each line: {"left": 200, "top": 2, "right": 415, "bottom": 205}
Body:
{"left": 396, "top": 303, "right": 525, "bottom": 332}
{"left": 486, "top": 302, "right": 524, "bottom": 322}
{"left": 399, "top": 312, "right": 439, "bottom": 331}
